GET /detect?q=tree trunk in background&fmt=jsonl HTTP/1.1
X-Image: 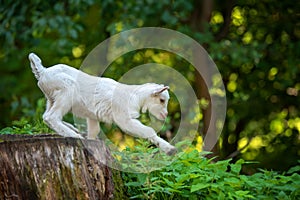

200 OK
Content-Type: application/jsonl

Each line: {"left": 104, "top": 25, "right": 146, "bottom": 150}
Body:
{"left": 0, "top": 134, "right": 127, "bottom": 200}
{"left": 191, "top": 0, "right": 220, "bottom": 157}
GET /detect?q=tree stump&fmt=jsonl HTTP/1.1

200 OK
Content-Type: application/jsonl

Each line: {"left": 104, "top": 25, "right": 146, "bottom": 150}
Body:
{"left": 0, "top": 134, "right": 127, "bottom": 200}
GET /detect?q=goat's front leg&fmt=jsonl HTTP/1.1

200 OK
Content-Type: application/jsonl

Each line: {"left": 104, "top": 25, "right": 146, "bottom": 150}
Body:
{"left": 87, "top": 118, "right": 100, "bottom": 139}
{"left": 148, "top": 135, "right": 177, "bottom": 155}
{"left": 117, "top": 118, "right": 177, "bottom": 155}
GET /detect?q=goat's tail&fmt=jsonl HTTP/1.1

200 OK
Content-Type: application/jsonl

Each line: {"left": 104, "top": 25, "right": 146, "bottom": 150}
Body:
{"left": 28, "top": 53, "right": 45, "bottom": 80}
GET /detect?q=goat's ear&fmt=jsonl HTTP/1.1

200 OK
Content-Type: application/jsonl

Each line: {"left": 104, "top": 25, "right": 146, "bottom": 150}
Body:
{"left": 152, "top": 86, "right": 169, "bottom": 96}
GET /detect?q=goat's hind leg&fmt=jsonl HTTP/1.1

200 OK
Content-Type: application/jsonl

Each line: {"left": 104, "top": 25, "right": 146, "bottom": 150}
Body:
{"left": 63, "top": 121, "right": 80, "bottom": 133}
{"left": 43, "top": 95, "right": 83, "bottom": 139}
{"left": 45, "top": 99, "right": 79, "bottom": 133}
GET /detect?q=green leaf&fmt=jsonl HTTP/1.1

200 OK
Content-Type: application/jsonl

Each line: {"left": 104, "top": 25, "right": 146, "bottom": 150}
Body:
{"left": 69, "top": 29, "right": 78, "bottom": 39}
{"left": 224, "top": 177, "right": 241, "bottom": 187}
{"left": 161, "top": 10, "right": 177, "bottom": 25}
{"left": 190, "top": 183, "right": 210, "bottom": 193}
{"left": 277, "top": 191, "right": 288, "bottom": 199}
{"left": 0, "top": 127, "right": 14, "bottom": 134}
{"left": 230, "top": 159, "right": 244, "bottom": 174}
{"left": 291, "top": 173, "right": 300, "bottom": 182}
{"left": 125, "top": 181, "right": 144, "bottom": 187}
{"left": 235, "top": 190, "right": 253, "bottom": 197}
{"left": 136, "top": 173, "right": 147, "bottom": 184}
{"left": 287, "top": 165, "right": 300, "bottom": 174}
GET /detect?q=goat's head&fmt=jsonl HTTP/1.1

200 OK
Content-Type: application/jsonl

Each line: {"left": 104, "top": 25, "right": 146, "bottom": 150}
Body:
{"left": 142, "top": 85, "right": 170, "bottom": 121}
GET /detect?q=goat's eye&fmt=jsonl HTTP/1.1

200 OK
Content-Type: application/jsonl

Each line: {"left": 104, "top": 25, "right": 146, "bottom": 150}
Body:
{"left": 160, "top": 98, "right": 165, "bottom": 104}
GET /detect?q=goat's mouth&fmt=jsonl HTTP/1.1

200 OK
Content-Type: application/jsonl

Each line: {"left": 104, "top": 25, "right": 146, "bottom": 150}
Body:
{"left": 159, "top": 112, "right": 167, "bottom": 120}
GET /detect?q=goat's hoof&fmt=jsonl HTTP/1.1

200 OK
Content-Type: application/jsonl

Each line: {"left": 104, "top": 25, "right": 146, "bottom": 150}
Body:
{"left": 76, "top": 134, "right": 84, "bottom": 139}
{"left": 166, "top": 146, "right": 177, "bottom": 156}
{"left": 70, "top": 133, "right": 84, "bottom": 139}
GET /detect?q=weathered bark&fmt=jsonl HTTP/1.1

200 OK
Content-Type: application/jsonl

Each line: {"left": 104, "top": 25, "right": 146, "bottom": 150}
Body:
{"left": 0, "top": 134, "right": 127, "bottom": 200}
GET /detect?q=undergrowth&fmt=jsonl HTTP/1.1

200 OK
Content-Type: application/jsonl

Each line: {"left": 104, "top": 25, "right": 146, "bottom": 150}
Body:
{"left": 1, "top": 98, "right": 55, "bottom": 135}
{"left": 121, "top": 148, "right": 300, "bottom": 200}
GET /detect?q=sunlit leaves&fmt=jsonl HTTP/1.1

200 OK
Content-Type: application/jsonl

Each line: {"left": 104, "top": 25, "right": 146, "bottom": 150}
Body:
{"left": 227, "top": 73, "right": 238, "bottom": 93}
{"left": 72, "top": 45, "right": 85, "bottom": 58}
{"left": 236, "top": 108, "right": 300, "bottom": 161}
{"left": 288, "top": 118, "right": 300, "bottom": 133}
{"left": 232, "top": 6, "right": 246, "bottom": 26}
{"left": 214, "top": 0, "right": 300, "bottom": 169}
{"left": 270, "top": 119, "right": 285, "bottom": 134}
{"left": 242, "top": 32, "right": 253, "bottom": 44}
{"left": 248, "top": 136, "right": 265, "bottom": 149}
{"left": 268, "top": 67, "right": 278, "bottom": 80}
{"left": 210, "top": 11, "right": 224, "bottom": 24}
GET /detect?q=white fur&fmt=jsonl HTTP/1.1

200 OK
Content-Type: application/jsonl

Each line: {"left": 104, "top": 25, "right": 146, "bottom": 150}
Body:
{"left": 29, "top": 53, "right": 177, "bottom": 155}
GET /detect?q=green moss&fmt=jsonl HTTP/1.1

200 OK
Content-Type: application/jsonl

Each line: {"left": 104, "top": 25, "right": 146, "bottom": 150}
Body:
{"left": 111, "top": 169, "right": 129, "bottom": 200}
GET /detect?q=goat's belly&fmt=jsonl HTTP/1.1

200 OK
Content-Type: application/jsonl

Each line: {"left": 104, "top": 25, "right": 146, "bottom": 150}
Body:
{"left": 71, "top": 103, "right": 97, "bottom": 120}
{"left": 71, "top": 102, "right": 113, "bottom": 124}
{"left": 95, "top": 106, "right": 113, "bottom": 124}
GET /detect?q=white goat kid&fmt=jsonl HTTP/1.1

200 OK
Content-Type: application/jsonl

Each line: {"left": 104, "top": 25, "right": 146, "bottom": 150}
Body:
{"left": 29, "top": 53, "right": 177, "bottom": 155}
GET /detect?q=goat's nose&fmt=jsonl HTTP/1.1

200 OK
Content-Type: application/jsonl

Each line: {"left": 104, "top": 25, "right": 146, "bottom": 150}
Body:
{"left": 163, "top": 111, "right": 168, "bottom": 118}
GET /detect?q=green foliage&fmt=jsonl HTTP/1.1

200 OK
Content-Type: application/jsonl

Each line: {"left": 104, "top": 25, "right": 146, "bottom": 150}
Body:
{"left": 212, "top": 1, "right": 300, "bottom": 170}
{"left": 1, "top": 0, "right": 300, "bottom": 172}
{"left": 122, "top": 149, "right": 300, "bottom": 199}
{"left": 0, "top": 98, "right": 50, "bottom": 134}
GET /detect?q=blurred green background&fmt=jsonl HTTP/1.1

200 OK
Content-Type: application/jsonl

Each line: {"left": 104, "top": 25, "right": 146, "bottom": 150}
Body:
{"left": 0, "top": 0, "right": 299, "bottom": 172}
